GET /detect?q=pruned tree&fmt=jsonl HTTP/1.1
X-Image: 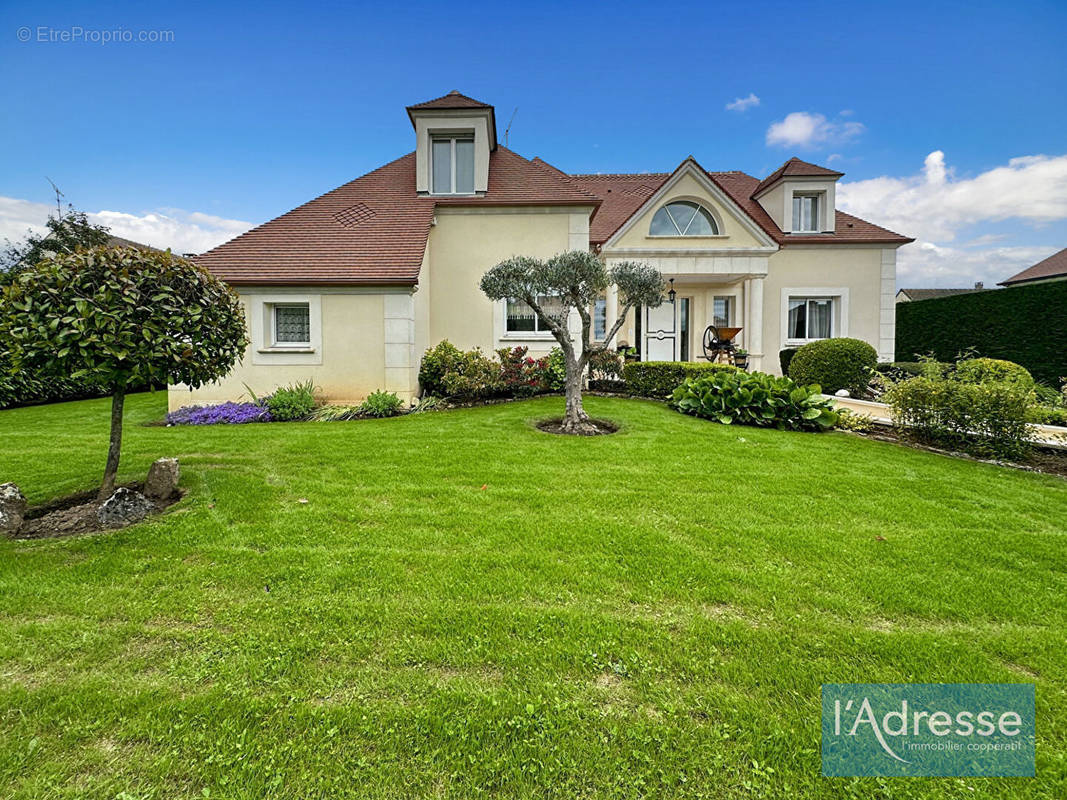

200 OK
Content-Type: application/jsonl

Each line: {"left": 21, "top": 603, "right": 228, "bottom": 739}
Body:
{"left": 481, "top": 250, "right": 664, "bottom": 434}
{"left": 0, "top": 247, "right": 248, "bottom": 498}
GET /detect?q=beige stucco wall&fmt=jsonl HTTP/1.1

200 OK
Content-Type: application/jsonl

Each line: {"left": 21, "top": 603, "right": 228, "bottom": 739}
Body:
{"left": 168, "top": 289, "right": 396, "bottom": 412}
{"left": 426, "top": 205, "right": 593, "bottom": 357}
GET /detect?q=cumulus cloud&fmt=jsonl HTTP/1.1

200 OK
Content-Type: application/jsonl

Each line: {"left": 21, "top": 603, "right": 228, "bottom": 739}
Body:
{"left": 725, "top": 93, "right": 760, "bottom": 112}
{"left": 765, "top": 112, "right": 864, "bottom": 148}
{"left": 838, "top": 151, "right": 1067, "bottom": 286}
{"left": 0, "top": 196, "right": 253, "bottom": 255}
{"left": 837, "top": 151, "right": 1067, "bottom": 243}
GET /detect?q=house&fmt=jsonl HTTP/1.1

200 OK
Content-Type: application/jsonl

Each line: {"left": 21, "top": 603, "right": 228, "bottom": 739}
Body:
{"left": 170, "top": 91, "right": 913, "bottom": 410}
{"left": 999, "top": 247, "right": 1067, "bottom": 287}
{"left": 896, "top": 283, "right": 986, "bottom": 303}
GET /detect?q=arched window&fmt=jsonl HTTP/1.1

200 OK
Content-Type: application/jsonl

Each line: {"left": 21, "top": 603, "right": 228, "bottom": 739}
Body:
{"left": 649, "top": 201, "right": 719, "bottom": 236}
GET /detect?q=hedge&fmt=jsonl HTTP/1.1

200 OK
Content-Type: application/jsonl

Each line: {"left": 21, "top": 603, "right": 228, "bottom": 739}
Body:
{"left": 622, "top": 361, "right": 736, "bottom": 398}
{"left": 787, "top": 338, "right": 878, "bottom": 395}
{"left": 895, "top": 281, "right": 1067, "bottom": 385}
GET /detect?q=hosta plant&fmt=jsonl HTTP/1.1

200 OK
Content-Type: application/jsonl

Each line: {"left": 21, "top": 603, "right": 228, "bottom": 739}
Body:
{"left": 671, "top": 370, "right": 838, "bottom": 431}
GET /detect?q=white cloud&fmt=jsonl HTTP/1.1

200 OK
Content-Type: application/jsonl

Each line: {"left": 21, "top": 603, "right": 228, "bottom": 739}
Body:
{"left": 766, "top": 112, "right": 864, "bottom": 148}
{"left": 837, "top": 151, "right": 1067, "bottom": 243}
{"left": 0, "top": 196, "right": 253, "bottom": 255}
{"left": 726, "top": 93, "right": 760, "bottom": 112}
{"left": 837, "top": 151, "right": 1067, "bottom": 286}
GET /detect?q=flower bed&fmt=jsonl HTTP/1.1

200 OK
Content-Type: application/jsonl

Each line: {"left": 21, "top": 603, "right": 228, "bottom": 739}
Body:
{"left": 166, "top": 402, "right": 271, "bottom": 425}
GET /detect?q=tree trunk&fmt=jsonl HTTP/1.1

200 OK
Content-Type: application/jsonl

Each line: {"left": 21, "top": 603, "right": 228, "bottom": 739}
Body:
{"left": 99, "top": 386, "right": 126, "bottom": 500}
{"left": 561, "top": 352, "right": 593, "bottom": 434}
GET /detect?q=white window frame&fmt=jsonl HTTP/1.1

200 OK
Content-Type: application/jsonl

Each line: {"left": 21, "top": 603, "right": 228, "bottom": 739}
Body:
{"left": 271, "top": 302, "right": 312, "bottom": 348}
{"left": 431, "top": 134, "right": 475, "bottom": 195}
{"left": 502, "top": 296, "right": 562, "bottom": 339}
{"left": 791, "top": 193, "right": 821, "bottom": 233}
{"left": 647, "top": 200, "right": 724, "bottom": 238}
{"left": 780, "top": 287, "right": 849, "bottom": 347}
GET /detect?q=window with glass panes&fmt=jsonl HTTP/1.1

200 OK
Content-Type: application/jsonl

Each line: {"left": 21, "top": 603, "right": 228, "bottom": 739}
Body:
{"left": 273, "top": 304, "right": 310, "bottom": 345}
{"left": 505, "top": 296, "right": 564, "bottom": 334}
{"left": 787, "top": 297, "right": 833, "bottom": 341}
{"left": 431, "top": 136, "right": 475, "bottom": 194}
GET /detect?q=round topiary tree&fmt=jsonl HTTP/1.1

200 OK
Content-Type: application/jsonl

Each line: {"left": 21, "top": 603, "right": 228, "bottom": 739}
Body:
{"left": 788, "top": 337, "right": 878, "bottom": 396}
{"left": 480, "top": 251, "right": 664, "bottom": 434}
{"left": 0, "top": 246, "right": 248, "bottom": 498}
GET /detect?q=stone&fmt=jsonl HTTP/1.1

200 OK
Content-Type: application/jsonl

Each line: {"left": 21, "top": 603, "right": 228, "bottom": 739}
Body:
{"left": 0, "top": 483, "right": 27, "bottom": 535}
{"left": 835, "top": 389, "right": 851, "bottom": 398}
{"left": 144, "top": 457, "right": 180, "bottom": 500}
{"left": 97, "top": 488, "right": 154, "bottom": 527}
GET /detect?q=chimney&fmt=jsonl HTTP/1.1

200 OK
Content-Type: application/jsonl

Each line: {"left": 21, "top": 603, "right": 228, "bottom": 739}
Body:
{"left": 974, "top": 281, "right": 984, "bottom": 290}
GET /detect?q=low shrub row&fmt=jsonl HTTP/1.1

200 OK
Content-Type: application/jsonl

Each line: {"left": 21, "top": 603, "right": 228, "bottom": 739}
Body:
{"left": 419, "top": 341, "right": 563, "bottom": 400}
{"left": 671, "top": 370, "right": 838, "bottom": 431}
{"left": 0, "top": 351, "right": 156, "bottom": 410}
{"left": 622, "top": 361, "right": 737, "bottom": 398}
{"left": 168, "top": 382, "right": 406, "bottom": 425}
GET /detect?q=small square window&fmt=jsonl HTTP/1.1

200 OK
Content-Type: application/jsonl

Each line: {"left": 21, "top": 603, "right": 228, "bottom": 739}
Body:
{"left": 273, "top": 304, "right": 310, "bottom": 345}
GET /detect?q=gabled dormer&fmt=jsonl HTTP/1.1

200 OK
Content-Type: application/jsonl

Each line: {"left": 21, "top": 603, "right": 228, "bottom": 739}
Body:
{"left": 406, "top": 91, "right": 497, "bottom": 196}
{"left": 751, "top": 157, "right": 843, "bottom": 235}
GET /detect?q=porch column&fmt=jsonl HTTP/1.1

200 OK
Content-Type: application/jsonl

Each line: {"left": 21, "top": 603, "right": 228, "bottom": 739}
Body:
{"left": 744, "top": 277, "right": 764, "bottom": 372}
{"left": 605, "top": 285, "right": 619, "bottom": 347}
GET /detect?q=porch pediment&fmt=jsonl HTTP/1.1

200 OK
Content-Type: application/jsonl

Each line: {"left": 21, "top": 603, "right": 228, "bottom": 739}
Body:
{"left": 601, "top": 158, "right": 779, "bottom": 255}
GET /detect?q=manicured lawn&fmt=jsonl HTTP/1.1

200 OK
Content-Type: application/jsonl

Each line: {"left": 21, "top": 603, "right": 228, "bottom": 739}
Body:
{"left": 1, "top": 392, "right": 1065, "bottom": 799}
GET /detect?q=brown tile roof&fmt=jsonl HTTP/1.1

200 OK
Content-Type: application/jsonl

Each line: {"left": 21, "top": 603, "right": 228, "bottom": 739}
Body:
{"left": 751, "top": 157, "right": 845, "bottom": 197}
{"left": 898, "top": 287, "right": 987, "bottom": 301}
{"left": 570, "top": 165, "right": 912, "bottom": 246}
{"left": 195, "top": 148, "right": 597, "bottom": 286}
{"left": 407, "top": 90, "right": 493, "bottom": 111}
{"left": 999, "top": 247, "right": 1067, "bottom": 286}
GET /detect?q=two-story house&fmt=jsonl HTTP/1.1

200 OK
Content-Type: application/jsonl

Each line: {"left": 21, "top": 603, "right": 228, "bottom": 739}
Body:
{"left": 172, "top": 91, "right": 912, "bottom": 410}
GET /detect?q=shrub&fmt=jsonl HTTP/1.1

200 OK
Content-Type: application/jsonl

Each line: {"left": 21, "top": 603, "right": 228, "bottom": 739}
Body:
{"left": 589, "top": 379, "right": 627, "bottom": 393}
{"left": 671, "top": 370, "right": 838, "bottom": 431}
{"left": 873, "top": 361, "right": 942, "bottom": 382}
{"left": 779, "top": 347, "right": 799, "bottom": 376}
{"left": 497, "top": 346, "right": 551, "bottom": 397}
{"left": 440, "top": 348, "right": 502, "bottom": 399}
{"left": 419, "top": 340, "right": 464, "bottom": 396}
{"left": 266, "top": 380, "right": 318, "bottom": 421}
{"left": 623, "top": 361, "right": 737, "bottom": 398}
{"left": 955, "top": 357, "right": 1034, "bottom": 390}
{"left": 885, "top": 375, "right": 1033, "bottom": 460}
{"left": 588, "top": 349, "right": 623, "bottom": 381}
{"left": 896, "top": 280, "right": 1067, "bottom": 385}
{"left": 1027, "top": 406, "right": 1067, "bottom": 427}
{"left": 360, "top": 390, "right": 403, "bottom": 418}
{"left": 546, "top": 347, "right": 566, "bottom": 391}
{"left": 835, "top": 408, "right": 876, "bottom": 433}
{"left": 788, "top": 338, "right": 878, "bottom": 396}
{"left": 167, "top": 402, "right": 271, "bottom": 425}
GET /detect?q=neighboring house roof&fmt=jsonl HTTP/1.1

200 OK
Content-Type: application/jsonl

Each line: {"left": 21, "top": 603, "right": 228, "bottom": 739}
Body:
{"left": 567, "top": 163, "right": 911, "bottom": 247}
{"left": 999, "top": 247, "right": 1067, "bottom": 286}
{"left": 896, "top": 287, "right": 986, "bottom": 302}
{"left": 107, "top": 235, "right": 163, "bottom": 251}
{"left": 195, "top": 148, "right": 597, "bottom": 285}
{"left": 751, "top": 157, "right": 844, "bottom": 197}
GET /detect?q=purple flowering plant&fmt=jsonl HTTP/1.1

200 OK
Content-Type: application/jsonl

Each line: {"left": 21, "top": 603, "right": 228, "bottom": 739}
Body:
{"left": 166, "top": 401, "right": 272, "bottom": 426}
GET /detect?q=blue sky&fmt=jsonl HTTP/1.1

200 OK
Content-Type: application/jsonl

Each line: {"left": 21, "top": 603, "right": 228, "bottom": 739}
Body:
{"left": 2, "top": 0, "right": 1065, "bottom": 286}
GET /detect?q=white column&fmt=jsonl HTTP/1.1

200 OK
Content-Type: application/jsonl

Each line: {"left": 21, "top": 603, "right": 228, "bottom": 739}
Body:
{"left": 605, "top": 285, "right": 619, "bottom": 347}
{"left": 747, "top": 276, "right": 764, "bottom": 372}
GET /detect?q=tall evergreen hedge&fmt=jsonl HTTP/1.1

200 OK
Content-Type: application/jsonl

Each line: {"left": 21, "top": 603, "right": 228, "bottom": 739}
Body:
{"left": 895, "top": 281, "right": 1067, "bottom": 385}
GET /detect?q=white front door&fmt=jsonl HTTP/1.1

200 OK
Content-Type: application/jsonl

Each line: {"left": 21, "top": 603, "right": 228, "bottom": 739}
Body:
{"left": 644, "top": 300, "right": 677, "bottom": 361}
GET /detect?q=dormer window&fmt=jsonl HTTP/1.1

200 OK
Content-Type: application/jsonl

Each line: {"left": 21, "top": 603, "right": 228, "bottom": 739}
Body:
{"left": 649, "top": 201, "right": 719, "bottom": 236}
{"left": 792, "top": 193, "right": 820, "bottom": 233}
{"left": 432, "top": 135, "right": 475, "bottom": 194}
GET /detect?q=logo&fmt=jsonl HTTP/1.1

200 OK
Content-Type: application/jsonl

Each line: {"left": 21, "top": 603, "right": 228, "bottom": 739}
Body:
{"left": 822, "top": 683, "right": 1034, "bottom": 776}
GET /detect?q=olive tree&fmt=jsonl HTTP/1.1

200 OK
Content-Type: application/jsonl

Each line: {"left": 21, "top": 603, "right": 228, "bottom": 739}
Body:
{"left": 480, "top": 250, "right": 664, "bottom": 434}
{"left": 0, "top": 247, "right": 248, "bottom": 498}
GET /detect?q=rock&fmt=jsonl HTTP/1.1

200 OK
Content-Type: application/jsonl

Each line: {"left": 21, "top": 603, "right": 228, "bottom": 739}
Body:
{"left": 835, "top": 389, "right": 851, "bottom": 398}
{"left": 0, "top": 483, "right": 27, "bottom": 535}
{"left": 97, "top": 488, "right": 154, "bottom": 527}
{"left": 144, "top": 458, "right": 180, "bottom": 500}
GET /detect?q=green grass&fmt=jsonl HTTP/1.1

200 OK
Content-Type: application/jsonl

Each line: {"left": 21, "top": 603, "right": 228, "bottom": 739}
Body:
{"left": 1, "top": 392, "right": 1065, "bottom": 799}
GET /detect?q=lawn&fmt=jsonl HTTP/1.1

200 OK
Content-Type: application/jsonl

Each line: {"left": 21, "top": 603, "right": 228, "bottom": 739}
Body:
{"left": 1, "top": 392, "right": 1065, "bottom": 799}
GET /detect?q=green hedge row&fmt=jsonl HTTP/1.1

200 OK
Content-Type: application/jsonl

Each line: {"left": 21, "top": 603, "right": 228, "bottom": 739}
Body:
{"left": 895, "top": 281, "right": 1067, "bottom": 385}
{"left": 621, "top": 361, "right": 736, "bottom": 398}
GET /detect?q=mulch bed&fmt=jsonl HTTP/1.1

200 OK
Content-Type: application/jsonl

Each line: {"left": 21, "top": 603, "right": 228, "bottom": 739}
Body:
{"left": 851, "top": 425, "right": 1067, "bottom": 479}
{"left": 15, "top": 482, "right": 183, "bottom": 540}
{"left": 535, "top": 418, "right": 619, "bottom": 436}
